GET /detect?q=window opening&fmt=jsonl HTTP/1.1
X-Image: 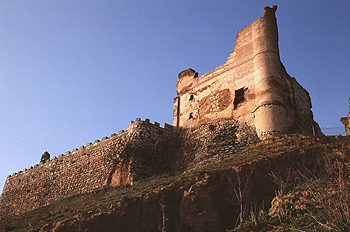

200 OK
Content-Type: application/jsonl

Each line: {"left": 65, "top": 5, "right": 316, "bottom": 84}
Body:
{"left": 189, "top": 113, "right": 193, "bottom": 119}
{"left": 234, "top": 88, "right": 246, "bottom": 109}
{"left": 189, "top": 94, "right": 194, "bottom": 100}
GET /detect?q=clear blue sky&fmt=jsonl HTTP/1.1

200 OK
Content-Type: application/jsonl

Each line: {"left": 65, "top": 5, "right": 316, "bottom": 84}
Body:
{"left": 0, "top": 1, "right": 349, "bottom": 191}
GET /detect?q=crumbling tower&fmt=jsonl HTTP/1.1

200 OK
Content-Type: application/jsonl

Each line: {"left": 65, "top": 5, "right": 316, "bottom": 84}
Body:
{"left": 172, "top": 5, "right": 319, "bottom": 138}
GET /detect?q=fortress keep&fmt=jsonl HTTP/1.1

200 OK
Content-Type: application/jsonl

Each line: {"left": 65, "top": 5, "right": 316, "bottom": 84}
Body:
{"left": 173, "top": 5, "right": 321, "bottom": 138}
{"left": 0, "top": 6, "right": 322, "bottom": 216}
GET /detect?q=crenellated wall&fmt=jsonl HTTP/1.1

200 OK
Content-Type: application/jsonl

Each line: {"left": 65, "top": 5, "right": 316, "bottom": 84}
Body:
{"left": 0, "top": 118, "right": 173, "bottom": 216}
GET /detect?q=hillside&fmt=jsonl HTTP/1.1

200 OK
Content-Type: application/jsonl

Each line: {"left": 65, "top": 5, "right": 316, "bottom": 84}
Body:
{"left": 1, "top": 134, "right": 350, "bottom": 231}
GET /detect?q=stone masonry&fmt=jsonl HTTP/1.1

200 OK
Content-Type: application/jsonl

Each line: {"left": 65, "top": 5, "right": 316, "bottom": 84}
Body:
{"left": 173, "top": 119, "right": 260, "bottom": 171}
{"left": 0, "top": 6, "right": 322, "bottom": 217}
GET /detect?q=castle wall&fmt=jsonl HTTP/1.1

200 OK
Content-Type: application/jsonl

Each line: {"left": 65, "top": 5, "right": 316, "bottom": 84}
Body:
{"left": 0, "top": 119, "right": 173, "bottom": 216}
{"left": 291, "top": 78, "right": 322, "bottom": 135}
{"left": 174, "top": 52, "right": 257, "bottom": 129}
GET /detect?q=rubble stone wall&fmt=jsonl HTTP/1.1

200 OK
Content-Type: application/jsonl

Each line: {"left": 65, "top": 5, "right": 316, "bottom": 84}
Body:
{"left": 172, "top": 119, "right": 260, "bottom": 171}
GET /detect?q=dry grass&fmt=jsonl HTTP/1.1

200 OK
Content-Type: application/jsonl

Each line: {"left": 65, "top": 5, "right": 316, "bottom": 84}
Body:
{"left": 239, "top": 144, "right": 350, "bottom": 232}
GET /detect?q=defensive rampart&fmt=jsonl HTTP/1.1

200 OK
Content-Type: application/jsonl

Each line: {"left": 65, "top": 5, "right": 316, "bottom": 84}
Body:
{"left": 0, "top": 119, "right": 173, "bottom": 216}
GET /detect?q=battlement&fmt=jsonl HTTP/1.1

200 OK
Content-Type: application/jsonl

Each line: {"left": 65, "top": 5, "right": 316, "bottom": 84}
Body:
{"left": 130, "top": 117, "right": 173, "bottom": 131}
{"left": 264, "top": 5, "right": 277, "bottom": 16}
{"left": 6, "top": 118, "right": 172, "bottom": 179}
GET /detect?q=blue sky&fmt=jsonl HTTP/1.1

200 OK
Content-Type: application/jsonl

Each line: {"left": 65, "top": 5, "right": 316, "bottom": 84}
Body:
{"left": 0, "top": 1, "right": 349, "bottom": 192}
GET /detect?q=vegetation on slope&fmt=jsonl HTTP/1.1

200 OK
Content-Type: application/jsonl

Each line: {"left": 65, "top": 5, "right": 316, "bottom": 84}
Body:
{"left": 235, "top": 136, "right": 350, "bottom": 232}
{"left": 1, "top": 134, "right": 350, "bottom": 231}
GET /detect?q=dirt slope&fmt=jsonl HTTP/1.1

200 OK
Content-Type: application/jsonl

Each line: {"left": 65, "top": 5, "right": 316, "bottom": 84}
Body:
{"left": 2, "top": 134, "right": 350, "bottom": 232}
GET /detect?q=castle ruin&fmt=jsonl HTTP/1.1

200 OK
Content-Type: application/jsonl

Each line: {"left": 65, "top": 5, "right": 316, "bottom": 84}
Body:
{"left": 0, "top": 6, "right": 322, "bottom": 217}
{"left": 173, "top": 5, "right": 321, "bottom": 138}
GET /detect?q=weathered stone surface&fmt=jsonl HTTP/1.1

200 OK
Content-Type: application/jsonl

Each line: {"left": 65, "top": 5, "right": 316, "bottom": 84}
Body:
{"left": 172, "top": 119, "right": 260, "bottom": 171}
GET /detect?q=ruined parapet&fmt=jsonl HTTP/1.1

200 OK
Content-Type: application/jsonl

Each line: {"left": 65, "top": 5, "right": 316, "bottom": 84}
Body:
{"left": 340, "top": 98, "right": 350, "bottom": 136}
{"left": 0, "top": 118, "right": 174, "bottom": 217}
